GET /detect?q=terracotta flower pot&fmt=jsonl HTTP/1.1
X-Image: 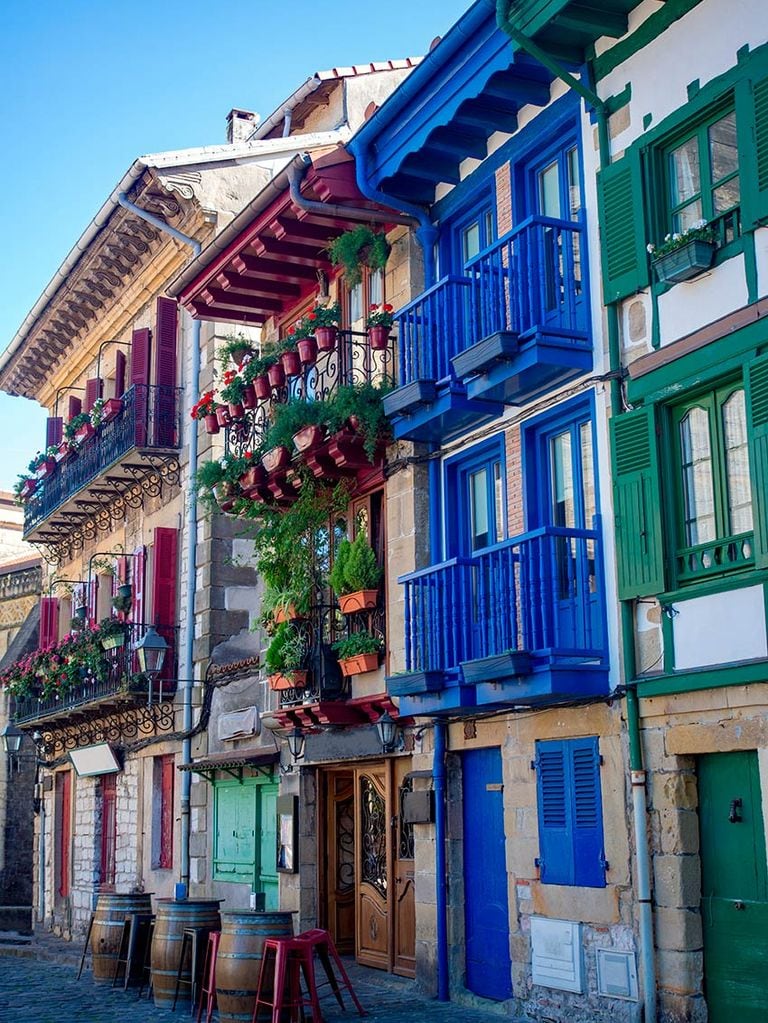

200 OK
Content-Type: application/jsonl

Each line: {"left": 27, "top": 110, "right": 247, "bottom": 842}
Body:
{"left": 254, "top": 375, "right": 271, "bottom": 400}
{"left": 368, "top": 325, "right": 390, "bottom": 350}
{"left": 267, "top": 363, "right": 286, "bottom": 388}
{"left": 20, "top": 479, "right": 37, "bottom": 500}
{"left": 269, "top": 670, "right": 308, "bottom": 691}
{"left": 315, "top": 326, "right": 337, "bottom": 351}
{"left": 75, "top": 423, "right": 95, "bottom": 443}
{"left": 281, "top": 350, "right": 302, "bottom": 377}
{"left": 293, "top": 424, "right": 325, "bottom": 454}
{"left": 216, "top": 406, "right": 232, "bottom": 428}
{"left": 338, "top": 589, "right": 379, "bottom": 614}
{"left": 338, "top": 652, "right": 380, "bottom": 677}
{"left": 103, "top": 398, "right": 123, "bottom": 421}
{"left": 297, "top": 337, "right": 318, "bottom": 365}
{"left": 273, "top": 604, "right": 301, "bottom": 625}
{"left": 262, "top": 446, "right": 291, "bottom": 474}
{"left": 240, "top": 465, "right": 267, "bottom": 493}
{"left": 204, "top": 414, "right": 220, "bottom": 435}
{"left": 242, "top": 383, "right": 257, "bottom": 409}
{"left": 228, "top": 402, "right": 245, "bottom": 420}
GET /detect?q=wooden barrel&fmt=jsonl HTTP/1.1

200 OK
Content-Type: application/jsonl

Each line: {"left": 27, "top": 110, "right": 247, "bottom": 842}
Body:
{"left": 90, "top": 892, "right": 152, "bottom": 983}
{"left": 216, "top": 911, "right": 294, "bottom": 1023}
{"left": 151, "top": 899, "right": 222, "bottom": 1008}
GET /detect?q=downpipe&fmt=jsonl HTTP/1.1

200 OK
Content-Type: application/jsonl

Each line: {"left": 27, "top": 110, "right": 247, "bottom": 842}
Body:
{"left": 117, "top": 193, "right": 201, "bottom": 888}
{"left": 433, "top": 719, "right": 449, "bottom": 1001}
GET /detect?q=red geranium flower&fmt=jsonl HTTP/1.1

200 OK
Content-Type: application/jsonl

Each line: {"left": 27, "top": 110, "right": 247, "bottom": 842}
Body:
{"left": 288, "top": 326, "right": 296, "bottom": 335}
{"left": 308, "top": 312, "right": 317, "bottom": 320}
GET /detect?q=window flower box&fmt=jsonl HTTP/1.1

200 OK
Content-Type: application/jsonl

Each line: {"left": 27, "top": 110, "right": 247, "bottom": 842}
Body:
{"left": 75, "top": 422, "right": 95, "bottom": 444}
{"left": 293, "top": 425, "right": 325, "bottom": 455}
{"left": 338, "top": 652, "right": 380, "bottom": 677}
{"left": 269, "top": 670, "right": 308, "bottom": 691}
{"left": 652, "top": 239, "right": 716, "bottom": 285}
{"left": 262, "top": 446, "right": 292, "bottom": 474}
{"left": 102, "top": 398, "right": 123, "bottom": 422}
{"left": 338, "top": 589, "right": 379, "bottom": 614}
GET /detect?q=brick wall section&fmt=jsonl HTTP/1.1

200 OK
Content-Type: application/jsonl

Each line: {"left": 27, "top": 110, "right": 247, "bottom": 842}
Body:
{"left": 495, "top": 163, "right": 513, "bottom": 235}
{"left": 504, "top": 424, "right": 524, "bottom": 537}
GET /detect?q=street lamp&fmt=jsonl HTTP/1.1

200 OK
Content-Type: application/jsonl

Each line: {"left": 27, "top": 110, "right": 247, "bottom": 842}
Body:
{"left": 1, "top": 721, "right": 24, "bottom": 772}
{"left": 134, "top": 626, "right": 168, "bottom": 704}
{"left": 285, "top": 727, "right": 305, "bottom": 764}
{"left": 375, "top": 710, "right": 399, "bottom": 754}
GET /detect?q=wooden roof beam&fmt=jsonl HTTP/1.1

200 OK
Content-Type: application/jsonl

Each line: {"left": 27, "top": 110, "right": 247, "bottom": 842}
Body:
{"left": 189, "top": 300, "right": 266, "bottom": 325}
{"left": 215, "top": 270, "right": 301, "bottom": 299}
{"left": 230, "top": 253, "right": 318, "bottom": 282}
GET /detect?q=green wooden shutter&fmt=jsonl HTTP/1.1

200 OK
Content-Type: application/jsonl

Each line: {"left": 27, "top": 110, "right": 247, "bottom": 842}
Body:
{"left": 215, "top": 785, "right": 239, "bottom": 875}
{"left": 745, "top": 352, "right": 768, "bottom": 568}
{"left": 597, "top": 147, "right": 649, "bottom": 302}
{"left": 610, "top": 406, "right": 665, "bottom": 598}
{"left": 737, "top": 72, "right": 768, "bottom": 229}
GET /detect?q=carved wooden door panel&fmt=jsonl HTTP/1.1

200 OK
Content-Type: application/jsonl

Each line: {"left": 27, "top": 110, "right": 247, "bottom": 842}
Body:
{"left": 325, "top": 772, "right": 356, "bottom": 954}
{"left": 355, "top": 766, "right": 390, "bottom": 969}
{"left": 393, "top": 759, "right": 416, "bottom": 977}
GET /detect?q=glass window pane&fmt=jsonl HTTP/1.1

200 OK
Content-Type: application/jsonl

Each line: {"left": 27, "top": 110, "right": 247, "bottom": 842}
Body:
{"left": 349, "top": 282, "right": 363, "bottom": 326}
{"left": 673, "top": 199, "right": 704, "bottom": 233}
{"left": 680, "top": 406, "right": 716, "bottom": 546}
{"left": 539, "top": 161, "right": 561, "bottom": 218}
{"left": 709, "top": 112, "right": 739, "bottom": 184}
{"left": 484, "top": 211, "right": 494, "bottom": 247}
{"left": 713, "top": 175, "right": 740, "bottom": 215}
{"left": 469, "top": 468, "right": 490, "bottom": 551}
{"left": 580, "top": 422, "right": 596, "bottom": 529}
{"left": 493, "top": 461, "right": 503, "bottom": 544}
{"left": 369, "top": 270, "right": 384, "bottom": 307}
{"left": 463, "top": 222, "right": 481, "bottom": 263}
{"left": 551, "top": 431, "right": 575, "bottom": 528}
{"left": 670, "top": 138, "right": 701, "bottom": 207}
{"left": 567, "top": 147, "right": 581, "bottom": 218}
{"left": 722, "top": 389, "right": 753, "bottom": 535}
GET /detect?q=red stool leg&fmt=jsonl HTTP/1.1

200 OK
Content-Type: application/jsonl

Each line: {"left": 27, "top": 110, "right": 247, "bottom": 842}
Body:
{"left": 204, "top": 932, "right": 220, "bottom": 1023}
{"left": 252, "top": 942, "right": 277, "bottom": 1023}
{"left": 322, "top": 932, "right": 366, "bottom": 1016}
{"left": 295, "top": 944, "right": 323, "bottom": 1023}
{"left": 271, "top": 941, "right": 291, "bottom": 1023}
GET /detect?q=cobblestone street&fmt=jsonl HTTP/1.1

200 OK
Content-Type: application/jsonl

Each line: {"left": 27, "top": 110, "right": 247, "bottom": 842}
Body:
{"left": 0, "top": 936, "right": 510, "bottom": 1023}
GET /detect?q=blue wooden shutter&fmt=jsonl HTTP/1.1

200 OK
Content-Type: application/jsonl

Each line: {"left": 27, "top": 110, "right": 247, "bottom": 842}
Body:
{"left": 610, "top": 406, "right": 665, "bottom": 598}
{"left": 596, "top": 147, "right": 649, "bottom": 301}
{"left": 570, "top": 737, "right": 606, "bottom": 887}
{"left": 745, "top": 352, "right": 768, "bottom": 568}
{"left": 535, "top": 740, "right": 571, "bottom": 885}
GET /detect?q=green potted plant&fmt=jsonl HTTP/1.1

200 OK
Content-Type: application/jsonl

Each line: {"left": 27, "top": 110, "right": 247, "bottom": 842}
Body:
{"left": 332, "top": 631, "right": 384, "bottom": 676}
{"left": 242, "top": 349, "right": 280, "bottom": 399}
{"left": 100, "top": 617, "right": 128, "bottom": 650}
{"left": 265, "top": 622, "right": 308, "bottom": 690}
{"left": 648, "top": 220, "right": 717, "bottom": 285}
{"left": 220, "top": 370, "right": 251, "bottom": 418}
{"left": 65, "top": 411, "right": 94, "bottom": 445}
{"left": 329, "top": 531, "right": 383, "bottom": 613}
{"left": 328, "top": 227, "right": 390, "bottom": 286}
{"left": 219, "top": 333, "right": 255, "bottom": 367}
{"left": 366, "top": 303, "right": 395, "bottom": 350}
{"left": 325, "top": 382, "right": 392, "bottom": 462}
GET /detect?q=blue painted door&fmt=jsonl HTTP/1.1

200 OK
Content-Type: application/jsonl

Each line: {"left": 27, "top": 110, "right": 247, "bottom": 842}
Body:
{"left": 462, "top": 747, "right": 512, "bottom": 1000}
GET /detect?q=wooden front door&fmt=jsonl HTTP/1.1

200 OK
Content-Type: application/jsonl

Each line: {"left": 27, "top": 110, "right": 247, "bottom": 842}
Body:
{"left": 356, "top": 766, "right": 390, "bottom": 969}
{"left": 324, "top": 772, "right": 356, "bottom": 953}
{"left": 392, "top": 759, "right": 416, "bottom": 977}
{"left": 698, "top": 751, "right": 768, "bottom": 1022}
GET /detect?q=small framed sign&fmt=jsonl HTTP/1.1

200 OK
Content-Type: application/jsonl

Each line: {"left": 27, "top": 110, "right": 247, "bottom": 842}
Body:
{"left": 277, "top": 794, "right": 298, "bottom": 873}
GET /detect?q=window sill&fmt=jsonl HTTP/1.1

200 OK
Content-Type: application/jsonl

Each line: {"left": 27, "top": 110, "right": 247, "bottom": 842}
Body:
{"left": 661, "top": 564, "right": 768, "bottom": 605}
{"left": 652, "top": 236, "right": 744, "bottom": 296}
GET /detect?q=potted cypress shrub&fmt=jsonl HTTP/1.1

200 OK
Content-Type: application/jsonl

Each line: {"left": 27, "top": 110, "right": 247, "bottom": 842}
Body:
{"left": 329, "top": 532, "right": 383, "bottom": 613}
{"left": 332, "top": 632, "right": 384, "bottom": 676}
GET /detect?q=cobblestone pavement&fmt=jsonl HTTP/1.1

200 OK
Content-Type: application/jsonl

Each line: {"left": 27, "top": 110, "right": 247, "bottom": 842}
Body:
{"left": 0, "top": 934, "right": 511, "bottom": 1023}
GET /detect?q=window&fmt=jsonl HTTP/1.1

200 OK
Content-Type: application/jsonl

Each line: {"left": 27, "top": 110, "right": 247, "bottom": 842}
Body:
{"left": 152, "top": 755, "right": 174, "bottom": 870}
{"left": 672, "top": 382, "right": 754, "bottom": 580}
{"left": 99, "top": 774, "right": 117, "bottom": 888}
{"left": 535, "top": 737, "right": 606, "bottom": 888}
{"left": 665, "top": 108, "right": 740, "bottom": 243}
{"left": 444, "top": 438, "right": 505, "bottom": 558}
{"left": 440, "top": 193, "right": 495, "bottom": 275}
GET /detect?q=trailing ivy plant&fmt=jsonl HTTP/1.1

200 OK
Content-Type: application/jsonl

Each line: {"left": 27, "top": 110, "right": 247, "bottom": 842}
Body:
{"left": 328, "top": 226, "right": 391, "bottom": 286}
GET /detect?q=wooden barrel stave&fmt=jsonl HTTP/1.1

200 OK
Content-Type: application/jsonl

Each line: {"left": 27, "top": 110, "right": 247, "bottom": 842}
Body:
{"left": 151, "top": 899, "right": 222, "bottom": 1009}
{"left": 216, "top": 911, "right": 294, "bottom": 1023}
{"left": 90, "top": 893, "right": 152, "bottom": 983}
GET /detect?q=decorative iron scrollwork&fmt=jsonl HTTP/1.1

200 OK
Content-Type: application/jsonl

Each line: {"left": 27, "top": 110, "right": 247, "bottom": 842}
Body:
{"left": 35, "top": 699, "right": 176, "bottom": 758}
{"left": 360, "top": 775, "right": 387, "bottom": 898}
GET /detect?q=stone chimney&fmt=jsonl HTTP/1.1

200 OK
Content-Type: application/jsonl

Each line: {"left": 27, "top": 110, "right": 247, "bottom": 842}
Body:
{"left": 226, "top": 108, "right": 260, "bottom": 144}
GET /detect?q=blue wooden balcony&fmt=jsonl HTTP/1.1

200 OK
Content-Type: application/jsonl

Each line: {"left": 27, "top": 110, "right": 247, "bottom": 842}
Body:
{"left": 387, "top": 524, "right": 608, "bottom": 716}
{"left": 384, "top": 216, "right": 591, "bottom": 442}
{"left": 23, "top": 384, "right": 181, "bottom": 542}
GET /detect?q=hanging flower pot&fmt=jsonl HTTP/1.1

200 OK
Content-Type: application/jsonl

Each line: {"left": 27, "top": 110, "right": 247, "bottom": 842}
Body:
{"left": 254, "top": 375, "right": 272, "bottom": 400}
{"left": 297, "top": 337, "right": 318, "bottom": 365}
{"left": 101, "top": 630, "right": 127, "bottom": 651}
{"left": 229, "top": 344, "right": 251, "bottom": 367}
{"left": 267, "top": 363, "right": 286, "bottom": 389}
{"left": 269, "top": 670, "right": 308, "bottom": 691}
{"left": 367, "top": 326, "right": 390, "bottom": 350}
{"left": 292, "top": 424, "right": 325, "bottom": 454}
{"left": 242, "top": 383, "right": 257, "bottom": 409}
{"left": 228, "top": 402, "right": 245, "bottom": 420}
{"left": 315, "top": 326, "right": 337, "bottom": 351}
{"left": 263, "top": 446, "right": 291, "bottom": 474}
{"left": 73, "top": 605, "right": 87, "bottom": 622}
{"left": 117, "top": 583, "right": 132, "bottom": 600}
{"left": 338, "top": 589, "right": 379, "bottom": 614}
{"left": 216, "top": 406, "right": 232, "bottom": 428}
{"left": 281, "top": 350, "right": 302, "bottom": 377}
{"left": 240, "top": 465, "right": 267, "bottom": 496}
{"left": 204, "top": 413, "right": 220, "bottom": 435}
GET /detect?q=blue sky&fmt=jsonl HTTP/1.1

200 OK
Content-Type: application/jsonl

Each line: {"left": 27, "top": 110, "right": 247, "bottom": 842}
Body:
{"left": 0, "top": 0, "right": 469, "bottom": 490}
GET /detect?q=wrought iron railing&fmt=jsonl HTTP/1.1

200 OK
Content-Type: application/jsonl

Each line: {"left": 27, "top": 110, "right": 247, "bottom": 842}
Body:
{"left": 12, "top": 622, "right": 179, "bottom": 724}
{"left": 23, "top": 385, "right": 182, "bottom": 534}
{"left": 225, "top": 331, "right": 394, "bottom": 459}
{"left": 400, "top": 525, "right": 604, "bottom": 676}
{"left": 393, "top": 215, "right": 588, "bottom": 387}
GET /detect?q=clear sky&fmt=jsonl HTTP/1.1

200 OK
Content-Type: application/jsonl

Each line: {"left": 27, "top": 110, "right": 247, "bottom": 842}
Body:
{"left": 0, "top": 0, "right": 470, "bottom": 490}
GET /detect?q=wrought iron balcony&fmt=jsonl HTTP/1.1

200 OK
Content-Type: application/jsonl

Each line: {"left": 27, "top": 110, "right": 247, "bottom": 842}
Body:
{"left": 23, "top": 385, "right": 182, "bottom": 552}
{"left": 12, "top": 622, "right": 179, "bottom": 726}
{"left": 389, "top": 524, "right": 608, "bottom": 714}
{"left": 385, "top": 216, "right": 591, "bottom": 441}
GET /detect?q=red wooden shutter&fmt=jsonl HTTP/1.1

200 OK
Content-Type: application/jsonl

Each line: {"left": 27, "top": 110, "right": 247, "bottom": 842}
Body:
{"left": 39, "top": 597, "right": 60, "bottom": 650}
{"left": 58, "top": 772, "right": 72, "bottom": 898}
{"left": 87, "top": 577, "right": 99, "bottom": 628}
{"left": 84, "top": 377, "right": 103, "bottom": 411}
{"left": 131, "top": 327, "right": 152, "bottom": 446}
{"left": 67, "top": 396, "right": 82, "bottom": 421}
{"left": 153, "top": 298, "right": 178, "bottom": 446}
{"left": 151, "top": 527, "right": 178, "bottom": 683}
{"left": 99, "top": 775, "right": 117, "bottom": 889}
{"left": 46, "top": 417, "right": 63, "bottom": 448}
{"left": 114, "top": 350, "right": 126, "bottom": 399}
{"left": 160, "top": 755, "right": 174, "bottom": 869}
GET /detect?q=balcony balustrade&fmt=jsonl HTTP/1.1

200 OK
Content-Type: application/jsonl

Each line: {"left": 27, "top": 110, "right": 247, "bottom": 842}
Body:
{"left": 386, "top": 216, "right": 591, "bottom": 441}
{"left": 12, "top": 622, "right": 179, "bottom": 726}
{"left": 24, "top": 384, "right": 182, "bottom": 543}
{"left": 389, "top": 524, "right": 607, "bottom": 714}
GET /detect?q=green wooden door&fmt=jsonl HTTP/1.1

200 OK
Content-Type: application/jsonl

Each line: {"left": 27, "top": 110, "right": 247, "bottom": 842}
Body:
{"left": 258, "top": 784, "right": 279, "bottom": 910}
{"left": 698, "top": 751, "right": 768, "bottom": 1021}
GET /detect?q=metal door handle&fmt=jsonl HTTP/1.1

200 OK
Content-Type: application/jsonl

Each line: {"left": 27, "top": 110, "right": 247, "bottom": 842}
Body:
{"left": 734, "top": 901, "right": 746, "bottom": 911}
{"left": 729, "top": 798, "right": 743, "bottom": 823}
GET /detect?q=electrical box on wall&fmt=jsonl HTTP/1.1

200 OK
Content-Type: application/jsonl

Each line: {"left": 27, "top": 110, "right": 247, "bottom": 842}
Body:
{"left": 530, "top": 917, "right": 583, "bottom": 993}
{"left": 596, "top": 949, "right": 639, "bottom": 1000}
{"left": 402, "top": 789, "right": 434, "bottom": 823}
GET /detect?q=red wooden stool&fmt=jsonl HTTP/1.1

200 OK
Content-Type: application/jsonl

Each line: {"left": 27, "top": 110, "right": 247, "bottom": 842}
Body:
{"left": 196, "top": 930, "right": 220, "bottom": 1023}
